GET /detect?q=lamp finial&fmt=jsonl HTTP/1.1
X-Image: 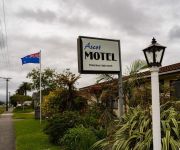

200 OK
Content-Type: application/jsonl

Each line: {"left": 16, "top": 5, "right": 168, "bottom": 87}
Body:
{"left": 152, "top": 37, "right": 157, "bottom": 44}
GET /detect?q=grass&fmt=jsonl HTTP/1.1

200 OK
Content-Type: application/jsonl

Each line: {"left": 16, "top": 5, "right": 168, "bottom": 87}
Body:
{"left": 13, "top": 107, "right": 34, "bottom": 113}
{"left": 13, "top": 112, "right": 34, "bottom": 119}
{"left": 0, "top": 107, "right": 5, "bottom": 114}
{"left": 14, "top": 113, "right": 60, "bottom": 150}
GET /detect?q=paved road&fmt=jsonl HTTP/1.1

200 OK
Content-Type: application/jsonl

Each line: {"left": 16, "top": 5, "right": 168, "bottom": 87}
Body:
{"left": 0, "top": 108, "right": 15, "bottom": 150}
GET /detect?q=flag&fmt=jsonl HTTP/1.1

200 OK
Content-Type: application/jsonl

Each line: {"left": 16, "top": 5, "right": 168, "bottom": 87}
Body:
{"left": 21, "top": 52, "right": 40, "bottom": 65}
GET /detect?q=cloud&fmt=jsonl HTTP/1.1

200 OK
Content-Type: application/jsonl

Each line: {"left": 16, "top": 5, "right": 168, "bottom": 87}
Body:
{"left": 6, "top": 33, "right": 79, "bottom": 78}
{"left": 15, "top": 2, "right": 93, "bottom": 29}
{"left": 0, "top": 0, "right": 179, "bottom": 96}
{"left": 58, "top": 15, "right": 91, "bottom": 29}
{"left": 16, "top": 8, "right": 57, "bottom": 23}
{"left": 0, "top": 33, "right": 6, "bottom": 49}
{"left": 0, "top": 32, "right": 10, "bottom": 71}
{"left": 77, "top": 0, "right": 160, "bottom": 36}
{"left": 168, "top": 26, "right": 180, "bottom": 40}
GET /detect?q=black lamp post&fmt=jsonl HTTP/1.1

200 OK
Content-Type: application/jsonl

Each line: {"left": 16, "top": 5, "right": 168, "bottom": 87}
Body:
{"left": 142, "top": 38, "right": 166, "bottom": 150}
{"left": 143, "top": 37, "right": 166, "bottom": 67}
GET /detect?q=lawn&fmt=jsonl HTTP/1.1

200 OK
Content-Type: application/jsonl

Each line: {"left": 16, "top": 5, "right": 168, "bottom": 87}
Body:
{"left": 13, "top": 112, "right": 34, "bottom": 119}
{"left": 13, "top": 107, "right": 34, "bottom": 113}
{"left": 0, "top": 107, "right": 5, "bottom": 114}
{"left": 14, "top": 113, "right": 60, "bottom": 150}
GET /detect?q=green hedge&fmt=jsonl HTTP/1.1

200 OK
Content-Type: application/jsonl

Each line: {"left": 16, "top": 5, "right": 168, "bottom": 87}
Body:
{"left": 61, "top": 126, "right": 97, "bottom": 150}
{"left": 44, "top": 111, "right": 84, "bottom": 144}
{"left": 13, "top": 107, "right": 34, "bottom": 113}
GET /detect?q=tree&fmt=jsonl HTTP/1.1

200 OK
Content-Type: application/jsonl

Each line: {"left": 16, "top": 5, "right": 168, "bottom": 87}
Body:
{"left": 95, "top": 60, "right": 148, "bottom": 113}
{"left": 95, "top": 74, "right": 118, "bottom": 106}
{"left": 123, "top": 59, "right": 148, "bottom": 111}
{"left": 27, "top": 68, "right": 57, "bottom": 93}
{"left": 0, "top": 101, "right": 4, "bottom": 105}
{"left": 42, "top": 88, "right": 87, "bottom": 118}
{"left": 56, "top": 69, "right": 80, "bottom": 91}
{"left": 96, "top": 74, "right": 115, "bottom": 83}
{"left": 126, "top": 59, "right": 147, "bottom": 75}
{"left": 10, "top": 94, "right": 32, "bottom": 107}
{"left": 55, "top": 69, "right": 81, "bottom": 109}
{"left": 41, "top": 70, "right": 87, "bottom": 117}
{"left": 87, "top": 76, "right": 118, "bottom": 128}
{"left": 42, "top": 89, "right": 64, "bottom": 117}
{"left": 16, "top": 82, "right": 31, "bottom": 96}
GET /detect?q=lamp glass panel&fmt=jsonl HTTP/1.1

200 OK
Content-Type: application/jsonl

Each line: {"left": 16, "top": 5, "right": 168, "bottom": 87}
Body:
{"left": 146, "top": 51, "right": 154, "bottom": 63}
{"left": 155, "top": 49, "right": 163, "bottom": 63}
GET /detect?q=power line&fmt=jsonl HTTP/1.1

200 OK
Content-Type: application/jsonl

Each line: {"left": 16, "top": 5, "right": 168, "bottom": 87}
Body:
{"left": 0, "top": 4, "right": 7, "bottom": 67}
{"left": 2, "top": 0, "right": 10, "bottom": 68}
{"left": 0, "top": 18, "right": 6, "bottom": 65}
{"left": 0, "top": 0, "right": 10, "bottom": 70}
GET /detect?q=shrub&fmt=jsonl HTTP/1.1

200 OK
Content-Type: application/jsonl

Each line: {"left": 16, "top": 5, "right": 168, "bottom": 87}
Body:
{"left": 82, "top": 114, "right": 107, "bottom": 140}
{"left": 93, "top": 128, "right": 107, "bottom": 140}
{"left": 10, "top": 94, "right": 32, "bottom": 107}
{"left": 44, "top": 111, "right": 84, "bottom": 144}
{"left": 73, "top": 96, "right": 87, "bottom": 111}
{"left": 60, "top": 126, "right": 97, "bottom": 150}
{"left": 0, "top": 101, "right": 4, "bottom": 105}
{"left": 42, "top": 89, "right": 87, "bottom": 118}
{"left": 42, "top": 90, "right": 62, "bottom": 118}
{"left": 92, "top": 103, "right": 180, "bottom": 150}
{"left": 83, "top": 114, "right": 100, "bottom": 129}
{"left": 13, "top": 106, "right": 33, "bottom": 113}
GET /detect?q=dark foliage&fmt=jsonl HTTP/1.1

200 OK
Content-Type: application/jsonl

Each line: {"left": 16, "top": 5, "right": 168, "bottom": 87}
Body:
{"left": 60, "top": 126, "right": 97, "bottom": 150}
{"left": 0, "top": 101, "right": 5, "bottom": 105}
{"left": 44, "top": 111, "right": 84, "bottom": 144}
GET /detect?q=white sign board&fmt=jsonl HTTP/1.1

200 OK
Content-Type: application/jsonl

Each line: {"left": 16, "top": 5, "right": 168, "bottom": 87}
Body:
{"left": 77, "top": 36, "right": 121, "bottom": 74}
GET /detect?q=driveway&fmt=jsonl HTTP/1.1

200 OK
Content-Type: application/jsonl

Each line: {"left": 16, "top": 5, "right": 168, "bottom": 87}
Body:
{"left": 0, "top": 108, "right": 15, "bottom": 150}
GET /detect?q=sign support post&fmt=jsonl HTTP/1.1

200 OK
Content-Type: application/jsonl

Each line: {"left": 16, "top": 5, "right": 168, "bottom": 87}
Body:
{"left": 118, "top": 41, "right": 123, "bottom": 118}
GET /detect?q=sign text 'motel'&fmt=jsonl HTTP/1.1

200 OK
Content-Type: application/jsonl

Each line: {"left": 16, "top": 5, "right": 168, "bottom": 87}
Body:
{"left": 77, "top": 36, "right": 121, "bottom": 74}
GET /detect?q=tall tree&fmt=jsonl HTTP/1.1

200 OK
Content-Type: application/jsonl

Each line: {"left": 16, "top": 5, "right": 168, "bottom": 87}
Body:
{"left": 96, "top": 74, "right": 115, "bottom": 83}
{"left": 86, "top": 75, "right": 118, "bottom": 128}
{"left": 96, "top": 59, "right": 148, "bottom": 112}
{"left": 123, "top": 59, "right": 148, "bottom": 111}
{"left": 56, "top": 69, "right": 80, "bottom": 91}
{"left": 55, "top": 69, "right": 81, "bottom": 109}
{"left": 0, "top": 101, "right": 4, "bottom": 105}
{"left": 10, "top": 94, "right": 32, "bottom": 107}
{"left": 27, "top": 68, "right": 57, "bottom": 93}
{"left": 16, "top": 82, "right": 31, "bottom": 96}
{"left": 126, "top": 59, "right": 147, "bottom": 75}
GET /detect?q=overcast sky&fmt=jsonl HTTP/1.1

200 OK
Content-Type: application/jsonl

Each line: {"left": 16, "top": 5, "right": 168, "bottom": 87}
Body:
{"left": 0, "top": 0, "right": 179, "bottom": 101}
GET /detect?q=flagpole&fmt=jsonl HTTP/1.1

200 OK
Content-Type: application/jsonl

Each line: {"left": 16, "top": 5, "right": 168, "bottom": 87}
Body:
{"left": 39, "top": 50, "right": 42, "bottom": 124}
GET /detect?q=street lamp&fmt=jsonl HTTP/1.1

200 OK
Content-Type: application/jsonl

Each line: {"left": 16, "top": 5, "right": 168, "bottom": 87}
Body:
{"left": 142, "top": 37, "right": 166, "bottom": 150}
{"left": 143, "top": 37, "right": 166, "bottom": 67}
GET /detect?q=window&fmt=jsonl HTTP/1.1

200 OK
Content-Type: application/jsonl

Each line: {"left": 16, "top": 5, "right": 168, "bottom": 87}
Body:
{"left": 159, "top": 80, "right": 164, "bottom": 93}
{"left": 170, "top": 80, "right": 180, "bottom": 99}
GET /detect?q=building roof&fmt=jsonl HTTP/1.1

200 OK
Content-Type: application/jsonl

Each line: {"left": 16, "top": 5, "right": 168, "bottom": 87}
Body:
{"left": 79, "top": 62, "right": 180, "bottom": 90}
{"left": 160, "top": 62, "right": 180, "bottom": 74}
{"left": 138, "top": 62, "right": 180, "bottom": 77}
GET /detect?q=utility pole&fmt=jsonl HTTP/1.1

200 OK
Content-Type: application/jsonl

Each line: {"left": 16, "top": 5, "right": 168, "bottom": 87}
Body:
{"left": 0, "top": 77, "right": 11, "bottom": 111}
{"left": 8, "top": 91, "right": 11, "bottom": 107}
